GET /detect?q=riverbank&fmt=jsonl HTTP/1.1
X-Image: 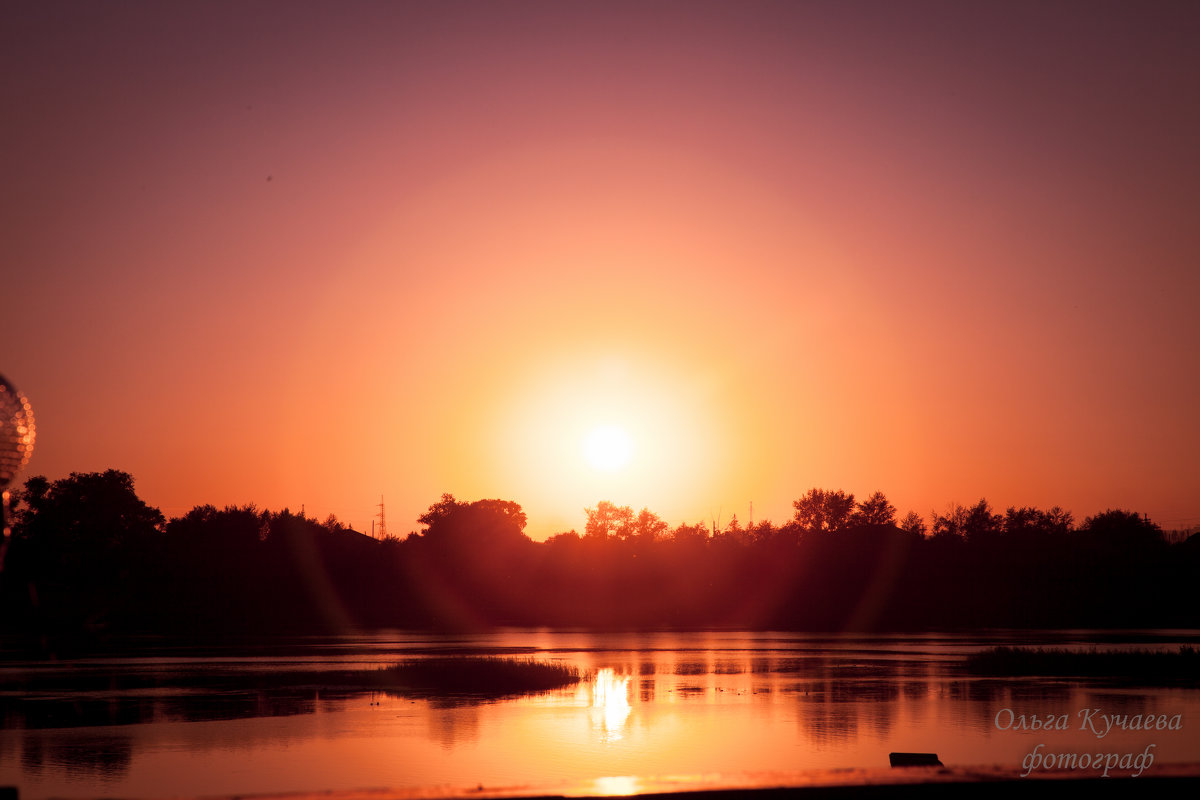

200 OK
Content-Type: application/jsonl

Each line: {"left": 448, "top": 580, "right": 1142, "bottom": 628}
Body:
{"left": 964, "top": 646, "right": 1200, "bottom": 684}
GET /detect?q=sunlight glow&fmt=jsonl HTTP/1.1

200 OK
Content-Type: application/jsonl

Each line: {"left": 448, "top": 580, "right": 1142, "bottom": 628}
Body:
{"left": 588, "top": 776, "right": 643, "bottom": 796}
{"left": 583, "top": 425, "right": 633, "bottom": 472}
{"left": 489, "top": 351, "right": 728, "bottom": 537}
{"left": 590, "top": 667, "right": 632, "bottom": 740}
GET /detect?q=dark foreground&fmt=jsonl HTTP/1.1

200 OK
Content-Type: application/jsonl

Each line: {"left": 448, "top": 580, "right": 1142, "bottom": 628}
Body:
{"left": 103, "top": 766, "right": 1200, "bottom": 800}
{"left": 6, "top": 768, "right": 1200, "bottom": 800}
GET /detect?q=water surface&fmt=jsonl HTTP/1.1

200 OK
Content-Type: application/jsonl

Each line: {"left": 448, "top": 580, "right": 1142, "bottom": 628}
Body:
{"left": 3, "top": 630, "right": 1198, "bottom": 798}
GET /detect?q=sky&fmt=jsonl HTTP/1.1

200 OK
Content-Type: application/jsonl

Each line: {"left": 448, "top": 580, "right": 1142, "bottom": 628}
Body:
{"left": 3, "top": 0, "right": 1198, "bottom": 539}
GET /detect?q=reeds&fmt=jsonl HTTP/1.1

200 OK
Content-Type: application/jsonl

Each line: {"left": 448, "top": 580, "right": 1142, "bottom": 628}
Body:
{"left": 965, "top": 645, "right": 1199, "bottom": 683}
{"left": 0, "top": 656, "right": 583, "bottom": 698}
{"left": 373, "top": 656, "right": 582, "bottom": 695}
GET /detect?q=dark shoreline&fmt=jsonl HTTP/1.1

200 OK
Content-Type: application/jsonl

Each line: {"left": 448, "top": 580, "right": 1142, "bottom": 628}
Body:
{"left": 964, "top": 645, "right": 1200, "bottom": 684}
{"left": 0, "top": 656, "right": 582, "bottom": 696}
{"left": 6, "top": 626, "right": 1200, "bottom": 659}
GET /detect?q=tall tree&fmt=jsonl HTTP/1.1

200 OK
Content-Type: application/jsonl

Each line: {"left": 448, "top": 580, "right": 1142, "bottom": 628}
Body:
{"left": 416, "top": 494, "right": 529, "bottom": 548}
{"left": 633, "top": 507, "right": 668, "bottom": 543}
{"left": 792, "top": 488, "right": 856, "bottom": 533}
{"left": 584, "top": 501, "right": 634, "bottom": 541}
{"left": 899, "top": 511, "right": 926, "bottom": 537}
{"left": 932, "top": 499, "right": 1000, "bottom": 542}
{"left": 9, "top": 470, "right": 164, "bottom": 631}
{"left": 1003, "top": 506, "right": 1073, "bottom": 537}
{"left": 852, "top": 491, "right": 897, "bottom": 526}
{"left": 1079, "top": 509, "right": 1163, "bottom": 549}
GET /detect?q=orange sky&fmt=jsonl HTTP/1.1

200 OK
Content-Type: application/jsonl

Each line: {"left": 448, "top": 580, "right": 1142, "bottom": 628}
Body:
{"left": 3, "top": 1, "right": 1198, "bottom": 538}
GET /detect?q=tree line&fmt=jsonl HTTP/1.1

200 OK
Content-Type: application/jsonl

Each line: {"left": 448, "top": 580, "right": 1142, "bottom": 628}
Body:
{"left": 1, "top": 471, "right": 1196, "bottom": 643}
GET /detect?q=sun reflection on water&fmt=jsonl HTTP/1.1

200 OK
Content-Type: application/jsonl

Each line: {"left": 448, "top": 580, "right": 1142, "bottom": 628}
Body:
{"left": 590, "top": 667, "right": 632, "bottom": 740}
{"left": 586, "top": 775, "right": 642, "bottom": 795}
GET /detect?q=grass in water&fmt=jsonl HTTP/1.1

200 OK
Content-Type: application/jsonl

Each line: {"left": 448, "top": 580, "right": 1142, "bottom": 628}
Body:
{"left": 0, "top": 656, "right": 583, "bottom": 698}
{"left": 371, "top": 657, "right": 582, "bottom": 695}
{"left": 965, "top": 646, "right": 1199, "bottom": 684}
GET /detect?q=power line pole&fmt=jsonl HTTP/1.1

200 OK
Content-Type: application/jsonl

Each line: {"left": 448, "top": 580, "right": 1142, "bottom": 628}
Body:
{"left": 377, "top": 496, "right": 387, "bottom": 540}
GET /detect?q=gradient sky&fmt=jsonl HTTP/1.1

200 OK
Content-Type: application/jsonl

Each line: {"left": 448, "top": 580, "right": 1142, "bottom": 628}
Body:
{"left": 4, "top": 0, "right": 1198, "bottom": 538}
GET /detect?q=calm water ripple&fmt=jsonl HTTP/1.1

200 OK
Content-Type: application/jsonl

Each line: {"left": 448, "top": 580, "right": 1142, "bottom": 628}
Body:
{"left": 2, "top": 630, "right": 1199, "bottom": 798}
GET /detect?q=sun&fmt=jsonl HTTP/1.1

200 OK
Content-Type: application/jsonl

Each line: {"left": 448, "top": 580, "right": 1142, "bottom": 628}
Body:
{"left": 583, "top": 424, "right": 634, "bottom": 472}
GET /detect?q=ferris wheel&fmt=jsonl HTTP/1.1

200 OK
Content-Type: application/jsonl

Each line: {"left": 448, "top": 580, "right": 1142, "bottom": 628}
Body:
{"left": 0, "top": 373, "right": 36, "bottom": 560}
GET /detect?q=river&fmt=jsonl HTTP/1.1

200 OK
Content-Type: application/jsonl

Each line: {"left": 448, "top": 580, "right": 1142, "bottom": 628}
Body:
{"left": 3, "top": 630, "right": 1199, "bottom": 797}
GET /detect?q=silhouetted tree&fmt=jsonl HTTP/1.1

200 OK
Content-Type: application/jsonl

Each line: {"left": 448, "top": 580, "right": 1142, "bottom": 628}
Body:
{"left": 584, "top": 501, "right": 634, "bottom": 541}
{"left": 6, "top": 470, "right": 165, "bottom": 633}
{"left": 899, "top": 511, "right": 926, "bottom": 537}
{"left": 965, "top": 499, "right": 1001, "bottom": 542}
{"left": 745, "top": 519, "right": 778, "bottom": 545}
{"left": 402, "top": 495, "right": 534, "bottom": 627}
{"left": 1002, "top": 505, "right": 1073, "bottom": 538}
{"left": 17, "top": 470, "right": 164, "bottom": 548}
{"left": 851, "top": 491, "right": 897, "bottom": 526}
{"left": 5, "top": 465, "right": 1195, "bottom": 638}
{"left": 792, "top": 488, "right": 856, "bottom": 533}
{"left": 671, "top": 521, "right": 709, "bottom": 544}
{"left": 169, "top": 503, "right": 264, "bottom": 550}
{"left": 633, "top": 507, "right": 668, "bottom": 544}
{"left": 545, "top": 530, "right": 581, "bottom": 546}
{"left": 1070, "top": 509, "right": 1170, "bottom": 626}
{"left": 1079, "top": 509, "right": 1163, "bottom": 549}
{"left": 415, "top": 494, "right": 529, "bottom": 548}
{"left": 162, "top": 504, "right": 273, "bottom": 630}
{"left": 931, "top": 504, "right": 967, "bottom": 539}
{"left": 931, "top": 499, "right": 1000, "bottom": 541}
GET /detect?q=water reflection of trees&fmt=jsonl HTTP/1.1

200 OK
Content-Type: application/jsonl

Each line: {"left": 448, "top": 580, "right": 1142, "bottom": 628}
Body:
{"left": 1083, "top": 691, "right": 1150, "bottom": 715}
{"left": 1, "top": 691, "right": 334, "bottom": 730}
{"left": 425, "top": 703, "right": 481, "bottom": 749}
{"left": 20, "top": 734, "right": 132, "bottom": 778}
{"left": 802, "top": 701, "right": 860, "bottom": 748}
{"left": 796, "top": 678, "right": 901, "bottom": 744}
{"left": 673, "top": 660, "right": 707, "bottom": 676}
{"left": 4, "top": 696, "right": 159, "bottom": 729}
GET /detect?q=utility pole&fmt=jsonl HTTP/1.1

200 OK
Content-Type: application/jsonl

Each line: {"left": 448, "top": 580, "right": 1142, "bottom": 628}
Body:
{"left": 377, "top": 496, "right": 387, "bottom": 540}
